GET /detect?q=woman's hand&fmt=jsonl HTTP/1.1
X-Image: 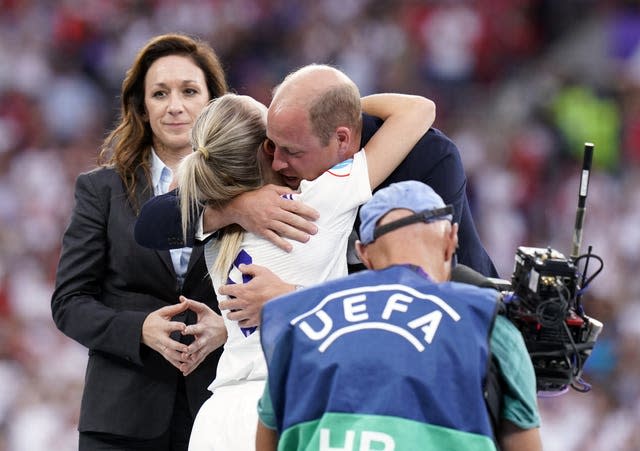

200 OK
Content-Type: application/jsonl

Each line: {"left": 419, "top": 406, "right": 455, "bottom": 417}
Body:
{"left": 141, "top": 303, "right": 190, "bottom": 370}
{"left": 178, "top": 296, "right": 227, "bottom": 376}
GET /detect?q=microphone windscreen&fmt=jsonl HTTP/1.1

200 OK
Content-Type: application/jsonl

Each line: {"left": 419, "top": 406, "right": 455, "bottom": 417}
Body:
{"left": 451, "top": 264, "right": 502, "bottom": 289}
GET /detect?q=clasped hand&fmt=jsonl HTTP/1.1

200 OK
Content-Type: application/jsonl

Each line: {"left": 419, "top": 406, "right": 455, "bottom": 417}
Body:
{"left": 141, "top": 296, "right": 227, "bottom": 376}
{"left": 141, "top": 264, "right": 295, "bottom": 375}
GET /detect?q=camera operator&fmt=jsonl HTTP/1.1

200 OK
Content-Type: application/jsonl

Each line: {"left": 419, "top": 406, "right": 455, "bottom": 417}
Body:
{"left": 256, "top": 181, "right": 542, "bottom": 451}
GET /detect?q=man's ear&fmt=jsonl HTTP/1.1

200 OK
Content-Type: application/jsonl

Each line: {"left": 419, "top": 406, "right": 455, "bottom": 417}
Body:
{"left": 262, "top": 138, "right": 275, "bottom": 158}
{"left": 444, "top": 223, "right": 459, "bottom": 263}
{"left": 355, "top": 240, "right": 373, "bottom": 269}
{"left": 335, "top": 126, "right": 351, "bottom": 157}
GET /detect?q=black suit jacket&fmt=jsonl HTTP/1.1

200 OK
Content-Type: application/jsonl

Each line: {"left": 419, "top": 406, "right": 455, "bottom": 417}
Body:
{"left": 51, "top": 167, "right": 222, "bottom": 439}
{"left": 359, "top": 116, "right": 498, "bottom": 278}
{"left": 135, "top": 116, "right": 498, "bottom": 278}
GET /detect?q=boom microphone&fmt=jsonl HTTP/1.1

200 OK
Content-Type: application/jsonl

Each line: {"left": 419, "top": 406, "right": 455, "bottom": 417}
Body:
{"left": 451, "top": 264, "right": 511, "bottom": 291}
{"left": 499, "top": 140, "right": 605, "bottom": 393}
{"left": 571, "top": 143, "right": 594, "bottom": 260}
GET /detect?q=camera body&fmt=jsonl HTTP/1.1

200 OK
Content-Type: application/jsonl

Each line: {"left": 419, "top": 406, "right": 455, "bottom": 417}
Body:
{"left": 503, "top": 246, "right": 601, "bottom": 392}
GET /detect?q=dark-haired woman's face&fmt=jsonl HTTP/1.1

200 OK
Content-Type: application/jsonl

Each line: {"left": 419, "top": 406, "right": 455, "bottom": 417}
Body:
{"left": 143, "top": 54, "right": 210, "bottom": 156}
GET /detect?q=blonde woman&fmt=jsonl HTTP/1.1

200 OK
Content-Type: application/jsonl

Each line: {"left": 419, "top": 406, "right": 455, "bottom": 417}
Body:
{"left": 178, "top": 84, "right": 435, "bottom": 450}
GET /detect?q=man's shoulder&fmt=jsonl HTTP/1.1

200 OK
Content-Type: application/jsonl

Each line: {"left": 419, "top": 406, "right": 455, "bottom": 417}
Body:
{"left": 425, "top": 127, "right": 456, "bottom": 145}
{"left": 414, "top": 128, "right": 458, "bottom": 160}
{"left": 362, "top": 113, "right": 457, "bottom": 154}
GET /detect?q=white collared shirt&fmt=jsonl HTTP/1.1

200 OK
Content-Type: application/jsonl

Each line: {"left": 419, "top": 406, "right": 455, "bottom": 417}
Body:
{"left": 150, "top": 149, "right": 192, "bottom": 288}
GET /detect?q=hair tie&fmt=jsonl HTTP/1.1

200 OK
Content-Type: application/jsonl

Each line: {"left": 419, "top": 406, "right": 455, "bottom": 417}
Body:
{"left": 197, "top": 146, "right": 208, "bottom": 158}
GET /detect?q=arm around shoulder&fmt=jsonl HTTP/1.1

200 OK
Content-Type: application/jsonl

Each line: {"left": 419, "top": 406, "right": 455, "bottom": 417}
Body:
{"left": 214, "top": 184, "right": 319, "bottom": 252}
{"left": 360, "top": 94, "right": 436, "bottom": 189}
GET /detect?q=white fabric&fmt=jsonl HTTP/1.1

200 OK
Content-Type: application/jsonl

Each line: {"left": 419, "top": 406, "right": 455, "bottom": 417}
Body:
{"left": 189, "top": 150, "right": 371, "bottom": 451}
{"left": 188, "top": 381, "right": 265, "bottom": 451}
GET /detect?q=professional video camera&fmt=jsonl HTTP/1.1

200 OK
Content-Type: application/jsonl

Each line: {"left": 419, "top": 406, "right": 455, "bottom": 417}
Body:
{"left": 502, "top": 246, "right": 603, "bottom": 392}
{"left": 500, "top": 143, "right": 604, "bottom": 393}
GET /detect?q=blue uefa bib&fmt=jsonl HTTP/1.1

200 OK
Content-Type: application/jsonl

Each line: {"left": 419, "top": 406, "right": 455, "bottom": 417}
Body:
{"left": 261, "top": 265, "right": 500, "bottom": 450}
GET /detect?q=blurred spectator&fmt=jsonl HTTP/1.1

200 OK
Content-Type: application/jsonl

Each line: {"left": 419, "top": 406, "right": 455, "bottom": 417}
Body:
{"left": 1, "top": 1, "right": 639, "bottom": 450}
{"left": 550, "top": 79, "right": 621, "bottom": 172}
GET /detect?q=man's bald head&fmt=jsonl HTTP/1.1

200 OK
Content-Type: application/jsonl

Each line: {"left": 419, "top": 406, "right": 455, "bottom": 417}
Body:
{"left": 272, "top": 64, "right": 353, "bottom": 105}
{"left": 270, "top": 64, "right": 362, "bottom": 146}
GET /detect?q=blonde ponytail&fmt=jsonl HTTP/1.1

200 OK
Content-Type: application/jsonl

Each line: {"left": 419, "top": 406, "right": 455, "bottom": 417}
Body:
{"left": 177, "top": 94, "right": 267, "bottom": 276}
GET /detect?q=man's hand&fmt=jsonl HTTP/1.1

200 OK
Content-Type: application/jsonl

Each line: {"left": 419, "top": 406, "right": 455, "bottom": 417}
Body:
{"left": 218, "top": 264, "right": 296, "bottom": 327}
{"left": 205, "top": 184, "right": 320, "bottom": 252}
{"left": 179, "top": 296, "right": 227, "bottom": 376}
{"left": 141, "top": 303, "right": 190, "bottom": 370}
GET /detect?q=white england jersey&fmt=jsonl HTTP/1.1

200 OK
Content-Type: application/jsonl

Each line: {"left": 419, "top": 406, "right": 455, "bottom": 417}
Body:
{"left": 205, "top": 150, "right": 370, "bottom": 388}
{"left": 190, "top": 151, "right": 370, "bottom": 451}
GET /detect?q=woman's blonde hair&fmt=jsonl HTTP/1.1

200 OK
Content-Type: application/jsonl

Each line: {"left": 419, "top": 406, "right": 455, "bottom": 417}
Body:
{"left": 178, "top": 94, "right": 266, "bottom": 276}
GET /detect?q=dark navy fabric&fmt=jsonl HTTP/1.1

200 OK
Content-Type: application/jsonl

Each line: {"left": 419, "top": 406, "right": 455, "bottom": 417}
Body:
{"left": 360, "top": 115, "right": 497, "bottom": 277}
{"left": 134, "top": 188, "right": 193, "bottom": 250}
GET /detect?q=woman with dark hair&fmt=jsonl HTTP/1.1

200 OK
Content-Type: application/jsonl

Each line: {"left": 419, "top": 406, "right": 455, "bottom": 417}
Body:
{"left": 51, "top": 33, "right": 227, "bottom": 450}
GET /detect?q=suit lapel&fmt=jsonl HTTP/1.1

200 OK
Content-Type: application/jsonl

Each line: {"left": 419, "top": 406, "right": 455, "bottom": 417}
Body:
{"left": 186, "top": 244, "right": 205, "bottom": 278}
{"left": 156, "top": 245, "right": 177, "bottom": 278}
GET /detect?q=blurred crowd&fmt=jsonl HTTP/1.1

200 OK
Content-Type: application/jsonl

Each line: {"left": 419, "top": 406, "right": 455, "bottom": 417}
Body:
{"left": 1, "top": 0, "right": 640, "bottom": 449}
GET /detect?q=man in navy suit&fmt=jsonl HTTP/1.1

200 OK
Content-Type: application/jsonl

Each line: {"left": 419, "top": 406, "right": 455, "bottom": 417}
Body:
{"left": 135, "top": 64, "right": 497, "bottom": 326}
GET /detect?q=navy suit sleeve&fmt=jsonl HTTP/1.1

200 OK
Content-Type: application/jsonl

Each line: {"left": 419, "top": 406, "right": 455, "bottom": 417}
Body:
{"left": 134, "top": 189, "right": 199, "bottom": 250}
{"left": 361, "top": 114, "right": 498, "bottom": 277}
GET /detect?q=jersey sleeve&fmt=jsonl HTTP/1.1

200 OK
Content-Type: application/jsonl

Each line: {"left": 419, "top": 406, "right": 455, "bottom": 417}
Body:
{"left": 295, "top": 150, "right": 371, "bottom": 232}
{"left": 491, "top": 315, "right": 541, "bottom": 429}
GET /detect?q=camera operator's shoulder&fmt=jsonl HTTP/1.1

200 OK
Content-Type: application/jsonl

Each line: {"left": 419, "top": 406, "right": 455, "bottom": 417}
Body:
{"left": 447, "top": 280, "right": 501, "bottom": 304}
{"left": 492, "top": 314, "right": 529, "bottom": 355}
